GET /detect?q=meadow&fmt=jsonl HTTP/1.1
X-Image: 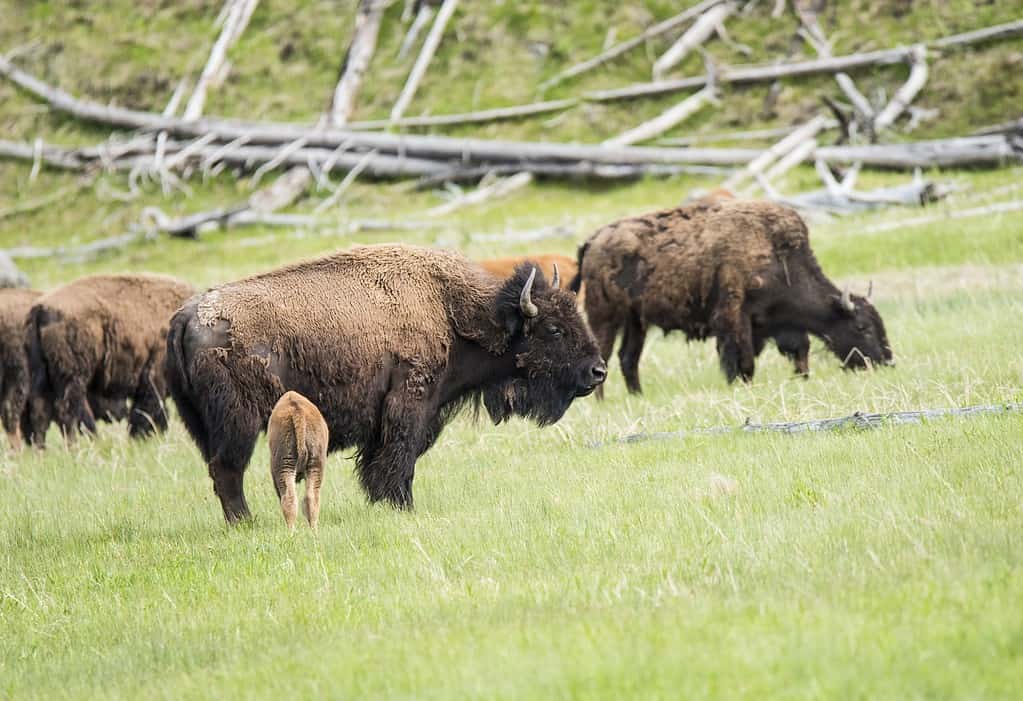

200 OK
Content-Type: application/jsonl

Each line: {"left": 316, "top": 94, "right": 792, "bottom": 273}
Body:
{"left": 2, "top": 165, "right": 1022, "bottom": 699}
{"left": 2, "top": 0, "right": 1023, "bottom": 697}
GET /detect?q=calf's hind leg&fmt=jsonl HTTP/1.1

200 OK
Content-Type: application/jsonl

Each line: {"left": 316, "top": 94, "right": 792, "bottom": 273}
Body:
{"left": 303, "top": 452, "right": 325, "bottom": 530}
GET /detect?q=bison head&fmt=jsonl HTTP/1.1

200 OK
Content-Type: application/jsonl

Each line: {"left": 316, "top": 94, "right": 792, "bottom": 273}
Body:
{"left": 825, "top": 287, "right": 893, "bottom": 370}
{"left": 484, "top": 264, "right": 606, "bottom": 426}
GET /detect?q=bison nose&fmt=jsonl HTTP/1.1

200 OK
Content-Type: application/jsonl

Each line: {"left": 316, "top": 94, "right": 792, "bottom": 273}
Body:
{"left": 590, "top": 360, "right": 608, "bottom": 385}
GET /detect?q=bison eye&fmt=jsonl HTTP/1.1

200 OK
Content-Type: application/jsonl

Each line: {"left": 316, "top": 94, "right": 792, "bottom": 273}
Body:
{"left": 546, "top": 323, "right": 563, "bottom": 337}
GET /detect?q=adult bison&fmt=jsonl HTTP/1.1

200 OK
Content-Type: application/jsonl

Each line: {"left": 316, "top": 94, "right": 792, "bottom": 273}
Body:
{"left": 167, "top": 244, "right": 606, "bottom": 523}
{"left": 573, "top": 199, "right": 892, "bottom": 394}
{"left": 478, "top": 254, "right": 577, "bottom": 289}
{"left": 25, "top": 274, "right": 194, "bottom": 445}
{"left": 0, "top": 288, "right": 41, "bottom": 448}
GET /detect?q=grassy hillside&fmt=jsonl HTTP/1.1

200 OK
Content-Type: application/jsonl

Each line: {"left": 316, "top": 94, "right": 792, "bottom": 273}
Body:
{"left": 1, "top": 2, "right": 1023, "bottom": 699}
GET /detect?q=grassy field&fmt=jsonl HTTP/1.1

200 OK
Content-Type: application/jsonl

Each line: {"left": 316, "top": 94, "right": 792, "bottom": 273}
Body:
{"left": 3, "top": 1, "right": 1023, "bottom": 698}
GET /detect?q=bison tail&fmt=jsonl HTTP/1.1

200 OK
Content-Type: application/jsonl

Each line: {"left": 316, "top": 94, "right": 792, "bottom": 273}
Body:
{"left": 568, "top": 241, "right": 589, "bottom": 293}
{"left": 165, "top": 309, "right": 211, "bottom": 460}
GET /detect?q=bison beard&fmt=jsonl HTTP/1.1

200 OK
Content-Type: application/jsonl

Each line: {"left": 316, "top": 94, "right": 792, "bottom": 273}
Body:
{"left": 167, "top": 246, "right": 605, "bottom": 524}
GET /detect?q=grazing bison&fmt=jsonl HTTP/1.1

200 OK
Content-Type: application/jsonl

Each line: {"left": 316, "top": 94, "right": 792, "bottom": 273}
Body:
{"left": 268, "top": 391, "right": 329, "bottom": 530}
{"left": 167, "top": 244, "right": 606, "bottom": 523}
{"left": 25, "top": 274, "right": 194, "bottom": 444}
{"left": 479, "top": 254, "right": 577, "bottom": 291}
{"left": 0, "top": 288, "right": 41, "bottom": 448}
{"left": 574, "top": 199, "right": 892, "bottom": 394}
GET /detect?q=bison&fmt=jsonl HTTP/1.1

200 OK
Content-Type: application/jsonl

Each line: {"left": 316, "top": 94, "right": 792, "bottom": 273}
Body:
{"left": 572, "top": 199, "right": 892, "bottom": 394}
{"left": 0, "top": 288, "right": 41, "bottom": 448}
{"left": 268, "top": 391, "right": 329, "bottom": 530}
{"left": 478, "top": 254, "right": 577, "bottom": 289}
{"left": 24, "top": 274, "right": 194, "bottom": 445}
{"left": 167, "top": 244, "right": 606, "bottom": 523}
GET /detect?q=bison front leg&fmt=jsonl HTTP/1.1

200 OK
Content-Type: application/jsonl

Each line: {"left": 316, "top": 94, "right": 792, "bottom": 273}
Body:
{"left": 775, "top": 330, "right": 811, "bottom": 377}
{"left": 618, "top": 313, "right": 647, "bottom": 395}
{"left": 128, "top": 353, "right": 169, "bottom": 439}
{"left": 712, "top": 297, "right": 755, "bottom": 383}
{"left": 358, "top": 388, "right": 430, "bottom": 510}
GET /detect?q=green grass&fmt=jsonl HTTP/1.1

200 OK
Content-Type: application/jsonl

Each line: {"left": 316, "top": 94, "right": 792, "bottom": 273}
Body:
{"left": 2, "top": 1, "right": 1023, "bottom": 697}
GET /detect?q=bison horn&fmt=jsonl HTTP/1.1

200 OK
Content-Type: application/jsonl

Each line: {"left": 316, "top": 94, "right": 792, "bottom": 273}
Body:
{"left": 520, "top": 266, "right": 539, "bottom": 318}
{"left": 551, "top": 263, "right": 560, "bottom": 289}
{"left": 840, "top": 285, "right": 855, "bottom": 313}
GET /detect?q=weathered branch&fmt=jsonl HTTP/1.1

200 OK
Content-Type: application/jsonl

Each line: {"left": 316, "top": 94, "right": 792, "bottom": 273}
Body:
{"left": 183, "top": 0, "right": 259, "bottom": 121}
{"left": 414, "top": 161, "right": 732, "bottom": 189}
{"left": 815, "top": 135, "right": 1022, "bottom": 169}
{"left": 424, "top": 171, "right": 533, "bottom": 217}
{"left": 397, "top": 1, "right": 435, "bottom": 60}
{"left": 539, "top": 0, "right": 724, "bottom": 90}
{"left": 872, "top": 45, "right": 928, "bottom": 135}
{"left": 652, "top": 1, "right": 736, "bottom": 79}
{"left": 329, "top": 0, "right": 385, "bottom": 127}
{"left": 603, "top": 85, "right": 718, "bottom": 147}
{"left": 723, "top": 114, "right": 830, "bottom": 190}
{"left": 586, "top": 20, "right": 1023, "bottom": 102}
{"left": 346, "top": 98, "right": 576, "bottom": 130}
{"left": 595, "top": 402, "right": 1023, "bottom": 448}
{"left": 390, "top": 0, "right": 458, "bottom": 123}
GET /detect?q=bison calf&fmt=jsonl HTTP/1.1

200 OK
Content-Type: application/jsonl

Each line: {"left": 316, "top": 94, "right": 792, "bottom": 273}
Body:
{"left": 268, "top": 391, "right": 329, "bottom": 530}
{"left": 478, "top": 254, "right": 577, "bottom": 290}
{"left": 576, "top": 199, "right": 892, "bottom": 394}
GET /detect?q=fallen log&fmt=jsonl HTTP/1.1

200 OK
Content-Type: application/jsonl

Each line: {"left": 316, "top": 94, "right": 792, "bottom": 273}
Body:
{"left": 657, "top": 122, "right": 838, "bottom": 146}
{"left": 723, "top": 114, "right": 830, "bottom": 190}
{"left": 603, "top": 84, "right": 718, "bottom": 147}
{"left": 390, "top": 0, "right": 458, "bottom": 123}
{"left": 329, "top": 0, "right": 385, "bottom": 127}
{"left": 765, "top": 167, "right": 948, "bottom": 214}
{"left": 861, "top": 200, "right": 1023, "bottom": 233}
{"left": 652, "top": 1, "right": 736, "bottom": 79}
{"left": 594, "top": 402, "right": 1023, "bottom": 448}
{"left": 872, "top": 45, "right": 928, "bottom": 135}
{"left": 414, "top": 161, "right": 732, "bottom": 188}
{"left": 183, "top": 0, "right": 259, "bottom": 120}
{"left": 814, "top": 135, "right": 1022, "bottom": 169}
{"left": 539, "top": 0, "right": 724, "bottom": 90}
{"left": 345, "top": 98, "right": 576, "bottom": 130}
{"left": 586, "top": 19, "right": 1023, "bottom": 102}
{"left": 397, "top": 0, "right": 435, "bottom": 60}
{"left": 0, "top": 59, "right": 762, "bottom": 166}
{"left": 424, "top": 171, "right": 533, "bottom": 217}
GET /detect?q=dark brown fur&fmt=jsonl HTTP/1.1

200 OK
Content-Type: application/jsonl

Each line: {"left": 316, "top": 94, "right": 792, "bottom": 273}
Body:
{"left": 25, "top": 274, "right": 194, "bottom": 444}
{"left": 0, "top": 289, "right": 41, "bottom": 449}
{"left": 167, "top": 244, "right": 605, "bottom": 523}
{"left": 577, "top": 199, "right": 892, "bottom": 394}
{"left": 268, "top": 391, "right": 329, "bottom": 530}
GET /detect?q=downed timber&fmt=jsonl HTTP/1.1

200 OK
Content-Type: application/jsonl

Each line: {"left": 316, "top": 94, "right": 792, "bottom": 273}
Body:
{"left": 390, "top": 0, "right": 458, "bottom": 123}
{"left": 722, "top": 114, "right": 830, "bottom": 190}
{"left": 329, "top": 0, "right": 385, "bottom": 127}
{"left": 424, "top": 171, "right": 533, "bottom": 217}
{"left": 603, "top": 85, "right": 718, "bottom": 147}
{"left": 0, "top": 138, "right": 85, "bottom": 171}
{"left": 0, "top": 59, "right": 762, "bottom": 166}
{"left": 345, "top": 98, "right": 576, "bottom": 129}
{"left": 652, "top": 1, "right": 736, "bottom": 79}
{"left": 595, "top": 402, "right": 1023, "bottom": 448}
{"left": 183, "top": 0, "right": 259, "bottom": 121}
{"left": 657, "top": 122, "right": 838, "bottom": 146}
{"left": 587, "top": 45, "right": 918, "bottom": 101}
{"left": 861, "top": 200, "right": 1023, "bottom": 234}
{"left": 586, "top": 19, "right": 1023, "bottom": 102}
{"left": 765, "top": 170, "right": 948, "bottom": 214}
{"left": 414, "top": 161, "right": 731, "bottom": 189}
{"left": 539, "top": 0, "right": 724, "bottom": 90}
{"left": 397, "top": 0, "right": 434, "bottom": 60}
{"left": 814, "top": 135, "right": 1023, "bottom": 169}
{"left": 872, "top": 45, "right": 928, "bottom": 134}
